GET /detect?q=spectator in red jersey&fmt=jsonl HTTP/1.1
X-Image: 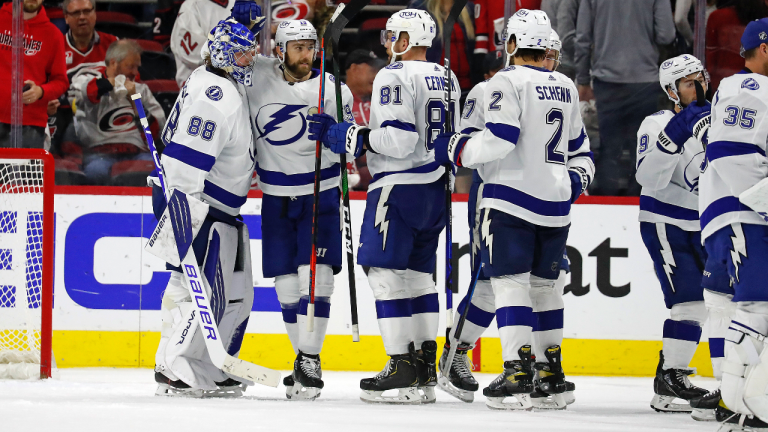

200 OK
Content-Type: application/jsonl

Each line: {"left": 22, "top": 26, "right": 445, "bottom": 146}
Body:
{"left": 706, "top": 0, "right": 768, "bottom": 93}
{"left": 69, "top": 40, "right": 165, "bottom": 184}
{"left": 471, "top": 0, "right": 504, "bottom": 83}
{"left": 0, "top": 0, "right": 68, "bottom": 149}
{"left": 343, "top": 49, "right": 386, "bottom": 191}
{"left": 409, "top": 0, "right": 475, "bottom": 90}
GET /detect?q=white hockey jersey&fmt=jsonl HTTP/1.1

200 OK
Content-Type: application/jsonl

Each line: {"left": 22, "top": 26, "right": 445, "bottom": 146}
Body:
{"left": 160, "top": 66, "right": 254, "bottom": 216}
{"left": 700, "top": 71, "right": 768, "bottom": 241}
{"left": 460, "top": 65, "right": 593, "bottom": 228}
{"left": 460, "top": 79, "right": 489, "bottom": 138}
{"left": 245, "top": 57, "right": 354, "bottom": 197}
{"left": 636, "top": 110, "right": 704, "bottom": 231}
{"left": 170, "top": 0, "right": 234, "bottom": 87}
{"left": 366, "top": 61, "right": 461, "bottom": 191}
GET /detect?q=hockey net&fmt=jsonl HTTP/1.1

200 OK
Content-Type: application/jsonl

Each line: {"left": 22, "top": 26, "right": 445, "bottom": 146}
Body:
{"left": 0, "top": 149, "right": 54, "bottom": 379}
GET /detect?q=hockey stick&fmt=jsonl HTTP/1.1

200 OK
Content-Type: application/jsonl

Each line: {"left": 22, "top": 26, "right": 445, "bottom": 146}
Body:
{"left": 442, "top": 263, "right": 483, "bottom": 378}
{"left": 324, "top": 0, "right": 371, "bottom": 342}
{"left": 307, "top": 38, "right": 329, "bottom": 332}
{"left": 442, "top": 0, "right": 468, "bottom": 336}
{"left": 132, "top": 94, "right": 280, "bottom": 388}
{"left": 694, "top": 80, "right": 708, "bottom": 150}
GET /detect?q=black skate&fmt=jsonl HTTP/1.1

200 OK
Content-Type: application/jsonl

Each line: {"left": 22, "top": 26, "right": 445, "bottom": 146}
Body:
{"left": 689, "top": 388, "right": 720, "bottom": 422}
{"left": 650, "top": 351, "right": 708, "bottom": 413}
{"left": 415, "top": 341, "right": 438, "bottom": 403}
{"left": 564, "top": 380, "right": 576, "bottom": 405}
{"left": 286, "top": 351, "right": 323, "bottom": 401}
{"left": 360, "top": 351, "right": 421, "bottom": 404}
{"left": 154, "top": 371, "right": 203, "bottom": 398}
{"left": 483, "top": 345, "right": 534, "bottom": 410}
{"left": 438, "top": 342, "right": 478, "bottom": 403}
{"left": 210, "top": 378, "right": 247, "bottom": 398}
{"left": 531, "top": 345, "right": 567, "bottom": 410}
{"left": 717, "top": 404, "right": 768, "bottom": 431}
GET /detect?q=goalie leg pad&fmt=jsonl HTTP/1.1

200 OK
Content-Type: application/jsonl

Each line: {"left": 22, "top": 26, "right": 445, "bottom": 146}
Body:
{"left": 297, "top": 264, "right": 334, "bottom": 355}
{"left": 451, "top": 280, "right": 495, "bottom": 346}
{"left": 368, "top": 267, "right": 412, "bottom": 355}
{"left": 722, "top": 306, "right": 768, "bottom": 416}
{"left": 218, "top": 223, "right": 254, "bottom": 360}
{"left": 275, "top": 274, "right": 300, "bottom": 354}
{"left": 492, "top": 273, "right": 533, "bottom": 362}
{"left": 406, "top": 269, "right": 439, "bottom": 348}
{"left": 145, "top": 189, "right": 210, "bottom": 267}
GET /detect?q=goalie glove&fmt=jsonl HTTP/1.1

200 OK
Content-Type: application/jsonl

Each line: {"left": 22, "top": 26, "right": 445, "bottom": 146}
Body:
{"left": 568, "top": 167, "right": 589, "bottom": 203}
{"left": 231, "top": 0, "right": 266, "bottom": 34}
{"left": 657, "top": 102, "right": 711, "bottom": 154}
{"left": 434, "top": 132, "right": 470, "bottom": 167}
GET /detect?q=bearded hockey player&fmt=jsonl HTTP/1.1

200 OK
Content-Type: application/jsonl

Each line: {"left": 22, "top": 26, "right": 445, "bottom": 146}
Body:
{"left": 635, "top": 54, "right": 714, "bottom": 418}
{"left": 231, "top": 3, "right": 355, "bottom": 401}
{"left": 699, "top": 18, "right": 768, "bottom": 430}
{"left": 434, "top": 9, "right": 593, "bottom": 410}
{"left": 308, "top": 9, "right": 460, "bottom": 404}
{"left": 151, "top": 18, "right": 261, "bottom": 397}
{"left": 437, "top": 27, "right": 576, "bottom": 409}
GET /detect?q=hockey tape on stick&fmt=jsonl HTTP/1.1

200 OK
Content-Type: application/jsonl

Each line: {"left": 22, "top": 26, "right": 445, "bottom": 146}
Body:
{"left": 131, "top": 94, "right": 280, "bottom": 387}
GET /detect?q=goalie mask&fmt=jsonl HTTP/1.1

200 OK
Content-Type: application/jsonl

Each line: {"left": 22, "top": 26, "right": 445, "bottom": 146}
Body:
{"left": 206, "top": 18, "right": 258, "bottom": 86}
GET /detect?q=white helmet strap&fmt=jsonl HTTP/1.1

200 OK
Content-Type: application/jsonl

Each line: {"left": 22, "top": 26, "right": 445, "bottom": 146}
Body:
{"left": 389, "top": 31, "right": 413, "bottom": 64}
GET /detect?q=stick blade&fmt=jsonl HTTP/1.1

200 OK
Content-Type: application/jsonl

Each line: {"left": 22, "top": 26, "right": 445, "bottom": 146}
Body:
{"left": 222, "top": 356, "right": 281, "bottom": 388}
{"left": 695, "top": 80, "right": 706, "bottom": 107}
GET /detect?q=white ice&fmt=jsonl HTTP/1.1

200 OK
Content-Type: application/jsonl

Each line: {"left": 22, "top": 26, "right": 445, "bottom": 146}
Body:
{"left": 1, "top": 369, "right": 720, "bottom": 432}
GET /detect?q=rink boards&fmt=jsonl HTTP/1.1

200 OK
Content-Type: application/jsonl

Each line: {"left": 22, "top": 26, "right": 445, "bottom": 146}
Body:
{"left": 46, "top": 187, "right": 713, "bottom": 376}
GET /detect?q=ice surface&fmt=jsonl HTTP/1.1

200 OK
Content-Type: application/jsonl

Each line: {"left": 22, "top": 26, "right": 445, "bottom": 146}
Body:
{"left": 1, "top": 369, "right": 720, "bottom": 432}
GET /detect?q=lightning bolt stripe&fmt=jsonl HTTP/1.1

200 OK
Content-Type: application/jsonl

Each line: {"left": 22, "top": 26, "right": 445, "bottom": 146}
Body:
{"left": 375, "top": 186, "right": 393, "bottom": 251}
{"left": 655, "top": 223, "right": 677, "bottom": 292}
{"left": 481, "top": 209, "right": 493, "bottom": 264}
{"left": 729, "top": 223, "right": 747, "bottom": 283}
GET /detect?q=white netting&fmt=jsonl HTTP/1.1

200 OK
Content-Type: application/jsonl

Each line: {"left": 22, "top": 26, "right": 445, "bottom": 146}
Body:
{"left": 0, "top": 158, "right": 47, "bottom": 379}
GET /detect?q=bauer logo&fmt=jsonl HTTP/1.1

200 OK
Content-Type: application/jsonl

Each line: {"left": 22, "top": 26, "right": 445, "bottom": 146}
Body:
{"left": 742, "top": 78, "right": 760, "bottom": 90}
{"left": 206, "top": 86, "right": 223, "bottom": 101}
{"left": 254, "top": 103, "right": 308, "bottom": 146}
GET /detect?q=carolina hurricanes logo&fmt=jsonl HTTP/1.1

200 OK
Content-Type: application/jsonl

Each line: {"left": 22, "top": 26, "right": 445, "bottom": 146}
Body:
{"left": 272, "top": 0, "right": 309, "bottom": 21}
{"left": 98, "top": 106, "right": 138, "bottom": 133}
{"left": 254, "top": 103, "right": 307, "bottom": 146}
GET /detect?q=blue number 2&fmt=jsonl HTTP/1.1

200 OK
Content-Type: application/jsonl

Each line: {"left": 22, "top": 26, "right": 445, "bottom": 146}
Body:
{"left": 545, "top": 108, "right": 565, "bottom": 164}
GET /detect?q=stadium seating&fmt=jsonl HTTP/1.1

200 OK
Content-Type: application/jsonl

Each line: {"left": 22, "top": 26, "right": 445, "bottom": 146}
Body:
{"left": 144, "top": 80, "right": 179, "bottom": 117}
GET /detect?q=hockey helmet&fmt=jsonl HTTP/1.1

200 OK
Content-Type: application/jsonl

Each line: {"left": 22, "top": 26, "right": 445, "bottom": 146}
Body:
{"left": 503, "top": 9, "right": 551, "bottom": 64}
{"left": 275, "top": 19, "right": 318, "bottom": 64}
{"left": 206, "top": 18, "right": 258, "bottom": 86}
{"left": 659, "top": 54, "right": 708, "bottom": 105}
{"left": 545, "top": 29, "right": 562, "bottom": 71}
{"left": 381, "top": 9, "right": 436, "bottom": 62}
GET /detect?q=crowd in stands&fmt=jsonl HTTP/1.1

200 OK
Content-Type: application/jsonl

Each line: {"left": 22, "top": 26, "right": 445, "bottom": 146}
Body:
{"left": 0, "top": 0, "right": 766, "bottom": 193}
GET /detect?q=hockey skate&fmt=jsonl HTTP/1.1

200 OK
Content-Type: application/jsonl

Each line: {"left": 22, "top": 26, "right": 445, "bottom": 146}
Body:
{"left": 437, "top": 342, "right": 478, "bottom": 403}
{"left": 415, "top": 341, "right": 438, "bottom": 403}
{"left": 154, "top": 371, "right": 203, "bottom": 398}
{"left": 689, "top": 388, "right": 720, "bottom": 422}
{"left": 286, "top": 351, "right": 323, "bottom": 401}
{"left": 531, "top": 345, "right": 567, "bottom": 410}
{"left": 360, "top": 351, "right": 421, "bottom": 404}
{"left": 650, "top": 351, "right": 708, "bottom": 413}
{"left": 483, "top": 346, "right": 534, "bottom": 410}
{"left": 208, "top": 378, "right": 247, "bottom": 398}
{"left": 717, "top": 404, "right": 768, "bottom": 431}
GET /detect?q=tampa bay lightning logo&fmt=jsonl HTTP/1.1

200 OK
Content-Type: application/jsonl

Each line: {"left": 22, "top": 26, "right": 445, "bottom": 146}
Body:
{"left": 386, "top": 62, "right": 403, "bottom": 70}
{"left": 685, "top": 150, "right": 705, "bottom": 192}
{"left": 206, "top": 86, "right": 223, "bottom": 101}
{"left": 741, "top": 78, "right": 760, "bottom": 90}
{"left": 254, "top": 103, "right": 308, "bottom": 146}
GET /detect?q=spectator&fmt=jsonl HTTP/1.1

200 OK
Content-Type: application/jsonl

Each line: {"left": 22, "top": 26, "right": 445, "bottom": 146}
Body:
{"left": 69, "top": 40, "right": 165, "bottom": 184}
{"left": 472, "top": 0, "right": 504, "bottom": 83}
{"left": 706, "top": 0, "right": 768, "bottom": 93}
{"left": 170, "top": 0, "right": 234, "bottom": 87}
{"left": 674, "top": 0, "right": 717, "bottom": 49}
{"left": 343, "top": 49, "right": 385, "bottom": 191}
{"left": 153, "top": 0, "right": 184, "bottom": 48}
{"left": 544, "top": 0, "right": 579, "bottom": 80}
{"left": 0, "top": 0, "right": 68, "bottom": 149}
{"left": 575, "top": 0, "right": 675, "bottom": 196}
{"left": 409, "top": 0, "right": 475, "bottom": 89}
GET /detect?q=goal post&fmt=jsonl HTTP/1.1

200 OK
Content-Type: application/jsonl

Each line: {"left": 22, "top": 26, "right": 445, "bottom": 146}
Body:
{"left": 0, "top": 148, "right": 55, "bottom": 379}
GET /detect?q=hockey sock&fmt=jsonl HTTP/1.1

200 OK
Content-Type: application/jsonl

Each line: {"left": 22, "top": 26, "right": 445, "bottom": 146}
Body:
{"left": 297, "top": 296, "right": 331, "bottom": 355}
{"left": 492, "top": 274, "right": 533, "bottom": 362}
{"left": 406, "top": 270, "right": 439, "bottom": 348}
{"left": 530, "top": 275, "right": 564, "bottom": 361}
{"left": 704, "top": 290, "right": 734, "bottom": 380}
{"left": 275, "top": 274, "right": 301, "bottom": 354}
{"left": 661, "top": 319, "right": 702, "bottom": 369}
{"left": 450, "top": 280, "right": 495, "bottom": 346}
{"left": 369, "top": 267, "right": 412, "bottom": 355}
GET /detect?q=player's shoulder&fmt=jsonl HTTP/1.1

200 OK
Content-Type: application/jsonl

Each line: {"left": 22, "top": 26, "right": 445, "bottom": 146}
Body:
{"left": 374, "top": 62, "right": 410, "bottom": 86}
{"left": 184, "top": 67, "right": 242, "bottom": 113}
{"left": 640, "top": 110, "right": 674, "bottom": 131}
{"left": 550, "top": 70, "right": 578, "bottom": 90}
{"left": 468, "top": 80, "right": 489, "bottom": 98}
{"left": 719, "top": 72, "right": 768, "bottom": 104}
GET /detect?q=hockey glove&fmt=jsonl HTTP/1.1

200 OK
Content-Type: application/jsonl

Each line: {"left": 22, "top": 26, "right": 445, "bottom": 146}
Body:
{"left": 568, "top": 167, "right": 589, "bottom": 203}
{"left": 434, "top": 132, "right": 470, "bottom": 167}
{"left": 308, "top": 113, "right": 336, "bottom": 142}
{"left": 308, "top": 114, "right": 367, "bottom": 158}
{"left": 657, "top": 102, "right": 711, "bottom": 154}
{"left": 231, "top": 0, "right": 266, "bottom": 34}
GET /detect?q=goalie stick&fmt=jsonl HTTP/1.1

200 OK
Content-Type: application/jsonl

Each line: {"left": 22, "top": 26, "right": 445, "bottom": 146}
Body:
{"left": 132, "top": 94, "right": 280, "bottom": 388}
{"left": 323, "top": 0, "right": 371, "bottom": 342}
{"left": 442, "top": 0, "right": 468, "bottom": 337}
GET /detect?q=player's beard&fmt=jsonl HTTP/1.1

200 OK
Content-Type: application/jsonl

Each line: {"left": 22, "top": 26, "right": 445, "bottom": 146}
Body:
{"left": 284, "top": 55, "right": 312, "bottom": 80}
{"left": 23, "top": 0, "right": 42, "bottom": 14}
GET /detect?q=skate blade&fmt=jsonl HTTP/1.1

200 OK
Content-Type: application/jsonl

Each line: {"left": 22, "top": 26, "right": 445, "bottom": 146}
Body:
{"left": 418, "top": 386, "right": 436, "bottom": 404}
{"left": 690, "top": 408, "right": 716, "bottom": 422}
{"left": 532, "top": 392, "right": 567, "bottom": 410}
{"left": 204, "top": 384, "right": 246, "bottom": 398}
{"left": 564, "top": 390, "right": 575, "bottom": 405}
{"left": 155, "top": 384, "right": 203, "bottom": 398}
{"left": 286, "top": 382, "right": 321, "bottom": 401}
{"left": 485, "top": 394, "right": 533, "bottom": 411}
{"left": 651, "top": 394, "right": 693, "bottom": 413}
{"left": 437, "top": 376, "right": 474, "bottom": 403}
{"left": 360, "top": 387, "right": 422, "bottom": 405}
